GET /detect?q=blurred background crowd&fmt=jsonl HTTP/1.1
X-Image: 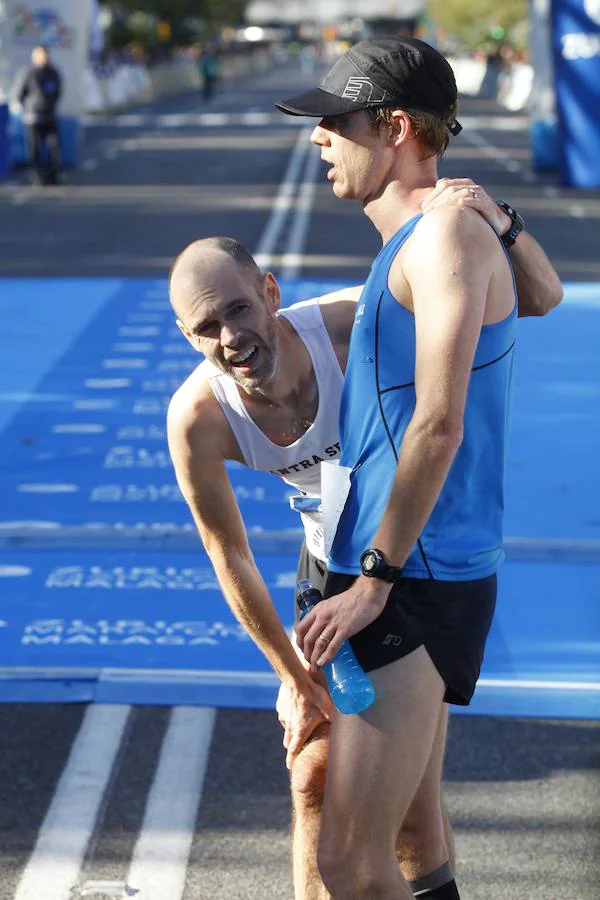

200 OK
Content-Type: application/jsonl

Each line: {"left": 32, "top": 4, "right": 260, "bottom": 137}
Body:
{"left": 0, "top": 0, "right": 561, "bottom": 183}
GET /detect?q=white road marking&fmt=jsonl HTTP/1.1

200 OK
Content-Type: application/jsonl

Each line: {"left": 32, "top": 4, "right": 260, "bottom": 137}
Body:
{"left": 125, "top": 313, "right": 163, "bottom": 322}
{"left": 0, "top": 565, "right": 32, "bottom": 577}
{"left": 254, "top": 126, "right": 312, "bottom": 268}
{"left": 195, "top": 112, "right": 228, "bottom": 126}
{"left": 111, "top": 342, "right": 155, "bottom": 352}
{"left": 241, "top": 111, "right": 272, "bottom": 125}
{"left": 13, "top": 704, "right": 131, "bottom": 900}
{"left": 73, "top": 399, "right": 117, "bottom": 410}
{"left": 126, "top": 706, "right": 216, "bottom": 899}
{"left": 281, "top": 144, "right": 321, "bottom": 280}
{"left": 52, "top": 424, "right": 107, "bottom": 434}
{"left": 101, "top": 358, "right": 148, "bottom": 369}
{"left": 84, "top": 378, "right": 132, "bottom": 389}
{"left": 11, "top": 190, "right": 32, "bottom": 205}
{"left": 460, "top": 128, "right": 532, "bottom": 183}
{"left": 118, "top": 326, "right": 160, "bottom": 336}
{"left": 17, "top": 483, "right": 79, "bottom": 493}
{"left": 479, "top": 678, "right": 600, "bottom": 692}
{"left": 115, "top": 114, "right": 147, "bottom": 127}
{"left": 158, "top": 114, "right": 188, "bottom": 128}
{"left": 459, "top": 115, "right": 529, "bottom": 130}
{"left": 0, "top": 665, "right": 594, "bottom": 695}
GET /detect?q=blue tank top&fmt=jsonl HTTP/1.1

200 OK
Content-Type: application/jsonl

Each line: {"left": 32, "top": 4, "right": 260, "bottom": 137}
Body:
{"left": 329, "top": 213, "right": 517, "bottom": 580}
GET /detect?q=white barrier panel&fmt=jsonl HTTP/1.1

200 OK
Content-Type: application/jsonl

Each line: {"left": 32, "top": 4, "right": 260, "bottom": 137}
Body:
{"left": 1, "top": 0, "right": 92, "bottom": 118}
{"left": 498, "top": 62, "right": 534, "bottom": 112}
{"left": 82, "top": 52, "right": 272, "bottom": 115}
{"left": 448, "top": 56, "right": 487, "bottom": 97}
{"left": 0, "top": 0, "right": 93, "bottom": 165}
{"left": 529, "top": 0, "right": 560, "bottom": 170}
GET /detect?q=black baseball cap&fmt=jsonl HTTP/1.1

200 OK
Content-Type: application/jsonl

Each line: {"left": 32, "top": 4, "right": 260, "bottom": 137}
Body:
{"left": 275, "top": 37, "right": 462, "bottom": 135}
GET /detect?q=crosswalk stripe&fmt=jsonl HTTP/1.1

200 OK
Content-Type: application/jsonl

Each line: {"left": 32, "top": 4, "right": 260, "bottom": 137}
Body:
{"left": 126, "top": 706, "right": 216, "bottom": 898}
{"left": 14, "top": 704, "right": 131, "bottom": 900}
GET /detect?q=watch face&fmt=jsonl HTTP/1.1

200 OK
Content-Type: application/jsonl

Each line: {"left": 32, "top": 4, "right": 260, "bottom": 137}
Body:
{"left": 362, "top": 551, "right": 377, "bottom": 572}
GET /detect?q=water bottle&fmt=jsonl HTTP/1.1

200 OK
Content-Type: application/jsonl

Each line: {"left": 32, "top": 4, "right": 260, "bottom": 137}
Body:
{"left": 296, "top": 578, "right": 375, "bottom": 715}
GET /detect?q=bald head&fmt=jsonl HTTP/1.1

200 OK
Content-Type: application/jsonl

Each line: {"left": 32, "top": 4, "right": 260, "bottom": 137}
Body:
{"left": 169, "top": 237, "right": 263, "bottom": 322}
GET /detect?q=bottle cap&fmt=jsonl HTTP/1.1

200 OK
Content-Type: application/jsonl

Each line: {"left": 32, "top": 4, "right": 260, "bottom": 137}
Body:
{"left": 296, "top": 579, "right": 322, "bottom": 612}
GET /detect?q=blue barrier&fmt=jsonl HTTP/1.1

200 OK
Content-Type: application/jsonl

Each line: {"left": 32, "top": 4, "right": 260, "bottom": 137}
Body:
{"left": 531, "top": 119, "right": 561, "bottom": 172}
{"left": 10, "top": 112, "right": 80, "bottom": 168}
{"left": 552, "top": 0, "right": 600, "bottom": 187}
{"left": 0, "top": 104, "right": 10, "bottom": 180}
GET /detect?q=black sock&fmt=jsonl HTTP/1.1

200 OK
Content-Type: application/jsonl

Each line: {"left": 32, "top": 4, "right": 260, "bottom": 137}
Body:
{"left": 412, "top": 882, "right": 460, "bottom": 899}
{"left": 409, "top": 862, "right": 460, "bottom": 899}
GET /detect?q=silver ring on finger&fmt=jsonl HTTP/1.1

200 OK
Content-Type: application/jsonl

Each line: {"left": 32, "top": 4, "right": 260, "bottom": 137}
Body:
{"left": 317, "top": 633, "right": 330, "bottom": 645}
{"left": 469, "top": 187, "right": 479, "bottom": 199}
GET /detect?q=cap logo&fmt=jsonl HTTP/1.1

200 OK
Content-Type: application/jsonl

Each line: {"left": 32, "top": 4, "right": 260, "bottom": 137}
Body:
{"left": 341, "top": 77, "right": 386, "bottom": 104}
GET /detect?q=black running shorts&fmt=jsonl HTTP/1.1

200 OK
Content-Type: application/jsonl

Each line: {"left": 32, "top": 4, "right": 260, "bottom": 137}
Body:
{"left": 324, "top": 569, "right": 497, "bottom": 706}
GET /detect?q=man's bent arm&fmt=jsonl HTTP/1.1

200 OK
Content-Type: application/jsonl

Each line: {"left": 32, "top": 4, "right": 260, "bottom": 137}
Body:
{"left": 509, "top": 231, "right": 563, "bottom": 317}
{"left": 167, "top": 395, "right": 333, "bottom": 741}
{"left": 421, "top": 179, "right": 563, "bottom": 318}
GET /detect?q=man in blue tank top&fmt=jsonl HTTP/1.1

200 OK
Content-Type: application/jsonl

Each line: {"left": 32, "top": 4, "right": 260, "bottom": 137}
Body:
{"left": 276, "top": 37, "right": 550, "bottom": 899}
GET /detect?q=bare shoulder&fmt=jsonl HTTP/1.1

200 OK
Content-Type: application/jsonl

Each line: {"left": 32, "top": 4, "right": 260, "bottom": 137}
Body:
{"left": 412, "top": 205, "right": 499, "bottom": 259}
{"left": 317, "top": 284, "right": 362, "bottom": 347}
{"left": 395, "top": 207, "right": 501, "bottom": 288}
{"left": 167, "top": 367, "right": 231, "bottom": 464}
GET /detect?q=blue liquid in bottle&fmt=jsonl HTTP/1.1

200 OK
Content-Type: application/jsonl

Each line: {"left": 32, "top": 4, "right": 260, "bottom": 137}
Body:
{"left": 296, "top": 578, "right": 375, "bottom": 715}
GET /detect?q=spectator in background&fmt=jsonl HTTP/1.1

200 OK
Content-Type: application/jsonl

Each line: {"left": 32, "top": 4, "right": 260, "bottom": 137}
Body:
{"left": 199, "top": 45, "right": 221, "bottom": 102}
{"left": 13, "top": 45, "right": 62, "bottom": 186}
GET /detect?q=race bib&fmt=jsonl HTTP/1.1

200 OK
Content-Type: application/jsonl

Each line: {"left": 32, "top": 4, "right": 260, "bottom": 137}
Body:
{"left": 321, "top": 460, "right": 352, "bottom": 558}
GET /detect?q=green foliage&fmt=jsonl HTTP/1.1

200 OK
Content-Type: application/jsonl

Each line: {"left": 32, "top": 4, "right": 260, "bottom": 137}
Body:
{"left": 128, "top": 10, "right": 158, "bottom": 42}
{"left": 107, "top": 18, "right": 133, "bottom": 49}
{"left": 101, "top": 0, "right": 249, "bottom": 48}
{"left": 202, "top": 0, "right": 248, "bottom": 24}
{"left": 102, "top": 0, "right": 247, "bottom": 26}
{"left": 428, "top": 0, "right": 528, "bottom": 51}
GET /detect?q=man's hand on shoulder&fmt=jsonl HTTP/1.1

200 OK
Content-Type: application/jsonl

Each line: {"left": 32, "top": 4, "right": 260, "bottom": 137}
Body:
{"left": 422, "top": 177, "right": 511, "bottom": 237}
{"left": 422, "top": 177, "right": 563, "bottom": 318}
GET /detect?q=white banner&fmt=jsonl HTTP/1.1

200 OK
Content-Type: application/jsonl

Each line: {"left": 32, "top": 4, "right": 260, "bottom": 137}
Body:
{"left": 0, "top": 0, "right": 92, "bottom": 116}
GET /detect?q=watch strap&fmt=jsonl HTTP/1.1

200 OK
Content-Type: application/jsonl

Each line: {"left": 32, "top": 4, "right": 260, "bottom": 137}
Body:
{"left": 496, "top": 200, "right": 524, "bottom": 249}
{"left": 360, "top": 548, "right": 403, "bottom": 583}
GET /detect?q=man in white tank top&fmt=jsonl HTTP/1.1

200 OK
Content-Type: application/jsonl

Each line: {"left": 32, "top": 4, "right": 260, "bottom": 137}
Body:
{"left": 166, "top": 184, "right": 562, "bottom": 900}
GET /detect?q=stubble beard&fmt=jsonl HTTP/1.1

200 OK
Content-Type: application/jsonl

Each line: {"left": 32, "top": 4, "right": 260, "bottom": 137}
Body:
{"left": 229, "top": 317, "right": 279, "bottom": 396}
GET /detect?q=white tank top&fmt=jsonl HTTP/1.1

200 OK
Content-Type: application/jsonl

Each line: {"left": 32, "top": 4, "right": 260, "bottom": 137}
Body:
{"left": 200, "top": 298, "right": 343, "bottom": 561}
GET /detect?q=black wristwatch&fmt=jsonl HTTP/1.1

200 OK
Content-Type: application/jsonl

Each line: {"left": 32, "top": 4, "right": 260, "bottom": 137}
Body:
{"left": 359, "top": 548, "right": 403, "bottom": 583}
{"left": 496, "top": 200, "right": 525, "bottom": 249}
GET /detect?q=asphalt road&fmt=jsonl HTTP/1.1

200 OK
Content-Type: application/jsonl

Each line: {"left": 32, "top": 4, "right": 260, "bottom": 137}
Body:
{"left": 0, "top": 58, "right": 598, "bottom": 900}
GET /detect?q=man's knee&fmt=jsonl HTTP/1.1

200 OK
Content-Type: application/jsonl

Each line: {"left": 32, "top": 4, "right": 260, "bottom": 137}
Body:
{"left": 318, "top": 841, "right": 395, "bottom": 899}
{"left": 290, "top": 727, "right": 328, "bottom": 807}
{"left": 396, "top": 803, "right": 447, "bottom": 876}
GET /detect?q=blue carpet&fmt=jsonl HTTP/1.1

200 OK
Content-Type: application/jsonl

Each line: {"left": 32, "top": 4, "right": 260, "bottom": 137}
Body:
{"left": 0, "top": 278, "right": 598, "bottom": 717}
